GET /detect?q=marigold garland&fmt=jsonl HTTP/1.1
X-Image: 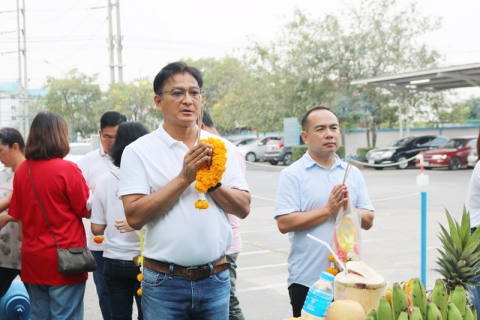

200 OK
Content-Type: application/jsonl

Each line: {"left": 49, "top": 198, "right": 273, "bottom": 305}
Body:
{"left": 194, "top": 137, "right": 227, "bottom": 210}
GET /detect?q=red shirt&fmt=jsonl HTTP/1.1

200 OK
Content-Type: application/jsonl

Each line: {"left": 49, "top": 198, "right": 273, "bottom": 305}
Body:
{"left": 9, "top": 158, "right": 90, "bottom": 285}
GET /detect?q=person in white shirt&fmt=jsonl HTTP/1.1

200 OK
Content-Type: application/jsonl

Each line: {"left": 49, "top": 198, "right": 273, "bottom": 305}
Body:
{"left": 91, "top": 121, "right": 149, "bottom": 320}
{"left": 77, "top": 111, "right": 127, "bottom": 320}
{"left": 200, "top": 110, "right": 247, "bottom": 320}
{"left": 119, "top": 61, "right": 251, "bottom": 319}
{"left": 465, "top": 130, "right": 480, "bottom": 315}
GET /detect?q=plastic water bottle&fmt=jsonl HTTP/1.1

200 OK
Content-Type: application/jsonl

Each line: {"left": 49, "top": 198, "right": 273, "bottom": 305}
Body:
{"left": 301, "top": 271, "right": 335, "bottom": 319}
{"left": 0, "top": 280, "right": 31, "bottom": 320}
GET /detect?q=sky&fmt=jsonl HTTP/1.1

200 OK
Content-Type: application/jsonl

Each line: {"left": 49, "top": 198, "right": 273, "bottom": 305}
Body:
{"left": 1, "top": 0, "right": 480, "bottom": 96}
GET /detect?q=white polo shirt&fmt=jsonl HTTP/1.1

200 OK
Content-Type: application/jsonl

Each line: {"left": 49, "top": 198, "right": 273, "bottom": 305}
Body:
{"left": 118, "top": 123, "right": 249, "bottom": 266}
{"left": 91, "top": 169, "right": 140, "bottom": 261}
{"left": 77, "top": 147, "right": 116, "bottom": 251}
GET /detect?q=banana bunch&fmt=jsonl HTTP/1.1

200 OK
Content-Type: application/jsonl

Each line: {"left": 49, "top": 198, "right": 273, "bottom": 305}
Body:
{"left": 364, "top": 278, "right": 477, "bottom": 320}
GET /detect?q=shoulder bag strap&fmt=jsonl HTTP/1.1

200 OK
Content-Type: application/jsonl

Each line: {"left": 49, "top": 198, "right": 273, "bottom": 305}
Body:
{"left": 27, "top": 160, "right": 61, "bottom": 250}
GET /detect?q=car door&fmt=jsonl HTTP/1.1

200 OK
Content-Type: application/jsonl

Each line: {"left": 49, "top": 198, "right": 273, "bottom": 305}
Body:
{"left": 405, "top": 136, "right": 433, "bottom": 158}
{"left": 461, "top": 138, "right": 477, "bottom": 164}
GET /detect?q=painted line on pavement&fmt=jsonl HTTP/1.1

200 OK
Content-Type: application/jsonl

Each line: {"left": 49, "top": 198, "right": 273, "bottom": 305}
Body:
{"left": 251, "top": 194, "right": 276, "bottom": 202}
{"left": 237, "top": 262, "right": 288, "bottom": 271}
{"left": 371, "top": 192, "right": 418, "bottom": 203}
{"left": 240, "top": 250, "right": 271, "bottom": 255}
{"left": 237, "top": 283, "right": 286, "bottom": 292}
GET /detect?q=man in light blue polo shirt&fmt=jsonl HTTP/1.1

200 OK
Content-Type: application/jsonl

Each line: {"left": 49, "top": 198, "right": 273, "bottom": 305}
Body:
{"left": 274, "top": 106, "right": 375, "bottom": 318}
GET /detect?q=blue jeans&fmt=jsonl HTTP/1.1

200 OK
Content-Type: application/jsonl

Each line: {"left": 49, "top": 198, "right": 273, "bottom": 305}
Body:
{"left": 25, "top": 281, "right": 86, "bottom": 320}
{"left": 470, "top": 275, "right": 480, "bottom": 318}
{"left": 92, "top": 250, "right": 112, "bottom": 320}
{"left": 226, "top": 253, "right": 245, "bottom": 320}
{"left": 141, "top": 266, "right": 230, "bottom": 320}
{"left": 104, "top": 258, "right": 143, "bottom": 320}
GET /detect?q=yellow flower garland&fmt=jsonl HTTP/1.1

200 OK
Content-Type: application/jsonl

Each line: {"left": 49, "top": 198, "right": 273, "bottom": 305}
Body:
{"left": 194, "top": 137, "right": 227, "bottom": 209}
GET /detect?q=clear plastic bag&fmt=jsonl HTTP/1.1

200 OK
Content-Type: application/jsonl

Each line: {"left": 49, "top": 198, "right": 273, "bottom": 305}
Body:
{"left": 332, "top": 194, "right": 362, "bottom": 270}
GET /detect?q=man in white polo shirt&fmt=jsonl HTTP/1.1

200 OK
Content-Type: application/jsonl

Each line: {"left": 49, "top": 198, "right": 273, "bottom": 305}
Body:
{"left": 77, "top": 111, "right": 127, "bottom": 320}
{"left": 119, "top": 61, "right": 250, "bottom": 319}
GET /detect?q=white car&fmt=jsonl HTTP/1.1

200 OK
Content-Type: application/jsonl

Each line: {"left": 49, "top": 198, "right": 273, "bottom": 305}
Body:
{"left": 468, "top": 148, "right": 478, "bottom": 168}
{"left": 237, "top": 135, "right": 282, "bottom": 162}
{"left": 65, "top": 142, "right": 92, "bottom": 163}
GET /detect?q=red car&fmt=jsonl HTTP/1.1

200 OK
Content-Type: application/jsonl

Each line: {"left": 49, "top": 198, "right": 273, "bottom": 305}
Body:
{"left": 415, "top": 136, "right": 477, "bottom": 170}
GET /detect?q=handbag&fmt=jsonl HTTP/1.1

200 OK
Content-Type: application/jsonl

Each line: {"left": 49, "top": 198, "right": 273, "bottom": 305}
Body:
{"left": 27, "top": 161, "right": 97, "bottom": 275}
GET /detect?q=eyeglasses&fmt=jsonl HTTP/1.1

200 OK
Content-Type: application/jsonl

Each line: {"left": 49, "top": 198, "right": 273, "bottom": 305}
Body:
{"left": 161, "top": 88, "right": 204, "bottom": 101}
{"left": 101, "top": 135, "right": 115, "bottom": 143}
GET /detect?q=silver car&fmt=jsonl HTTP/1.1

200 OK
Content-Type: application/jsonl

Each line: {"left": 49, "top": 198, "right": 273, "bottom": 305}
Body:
{"left": 237, "top": 135, "right": 282, "bottom": 162}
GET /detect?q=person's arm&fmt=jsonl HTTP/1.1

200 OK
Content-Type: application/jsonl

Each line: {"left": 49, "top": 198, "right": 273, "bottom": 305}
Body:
{"left": 208, "top": 187, "right": 250, "bottom": 219}
{"left": 91, "top": 223, "right": 106, "bottom": 235}
{"left": 0, "top": 213, "right": 17, "bottom": 230}
{"left": 123, "top": 142, "right": 212, "bottom": 230}
{"left": 358, "top": 209, "right": 374, "bottom": 230}
{"left": 0, "top": 192, "right": 12, "bottom": 213}
{"left": 276, "top": 184, "right": 348, "bottom": 234}
{"left": 114, "top": 218, "right": 135, "bottom": 233}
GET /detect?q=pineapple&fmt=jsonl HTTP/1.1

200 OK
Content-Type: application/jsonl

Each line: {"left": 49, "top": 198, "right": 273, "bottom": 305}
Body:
{"left": 435, "top": 206, "right": 480, "bottom": 293}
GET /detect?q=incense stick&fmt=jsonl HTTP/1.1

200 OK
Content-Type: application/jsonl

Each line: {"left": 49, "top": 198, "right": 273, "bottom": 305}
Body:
{"left": 342, "top": 155, "right": 354, "bottom": 185}
{"left": 196, "top": 103, "right": 203, "bottom": 145}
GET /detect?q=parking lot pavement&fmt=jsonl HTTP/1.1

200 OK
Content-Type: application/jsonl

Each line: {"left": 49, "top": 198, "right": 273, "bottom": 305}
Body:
{"left": 84, "top": 164, "right": 475, "bottom": 319}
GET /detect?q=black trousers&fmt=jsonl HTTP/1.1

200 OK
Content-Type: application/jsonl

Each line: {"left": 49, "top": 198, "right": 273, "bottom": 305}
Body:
{"left": 288, "top": 283, "right": 309, "bottom": 317}
{"left": 0, "top": 267, "right": 20, "bottom": 299}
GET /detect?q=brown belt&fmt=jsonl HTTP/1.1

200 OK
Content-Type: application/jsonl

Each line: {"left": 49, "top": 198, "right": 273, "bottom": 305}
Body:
{"left": 143, "top": 256, "right": 230, "bottom": 281}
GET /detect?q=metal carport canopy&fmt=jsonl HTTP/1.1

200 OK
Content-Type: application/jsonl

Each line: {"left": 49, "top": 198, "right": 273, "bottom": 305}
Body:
{"left": 351, "top": 62, "right": 480, "bottom": 91}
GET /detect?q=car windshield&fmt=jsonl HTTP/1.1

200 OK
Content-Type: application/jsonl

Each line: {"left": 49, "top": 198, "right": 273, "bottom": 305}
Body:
{"left": 389, "top": 137, "right": 415, "bottom": 147}
{"left": 439, "top": 139, "right": 466, "bottom": 149}
{"left": 426, "top": 136, "right": 448, "bottom": 147}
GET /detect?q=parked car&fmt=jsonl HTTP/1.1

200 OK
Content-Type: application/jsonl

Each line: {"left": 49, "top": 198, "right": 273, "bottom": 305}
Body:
{"left": 237, "top": 135, "right": 282, "bottom": 162}
{"left": 468, "top": 147, "right": 478, "bottom": 168}
{"left": 415, "top": 136, "right": 477, "bottom": 170}
{"left": 232, "top": 137, "right": 255, "bottom": 147}
{"left": 64, "top": 142, "right": 92, "bottom": 163}
{"left": 366, "top": 135, "right": 448, "bottom": 170}
{"left": 264, "top": 137, "right": 305, "bottom": 165}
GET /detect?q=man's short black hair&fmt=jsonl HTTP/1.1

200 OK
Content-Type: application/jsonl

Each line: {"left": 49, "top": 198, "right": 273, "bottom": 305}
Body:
{"left": 301, "top": 106, "right": 338, "bottom": 131}
{"left": 109, "top": 122, "right": 149, "bottom": 167}
{"left": 153, "top": 61, "right": 203, "bottom": 95}
{"left": 100, "top": 111, "right": 127, "bottom": 130}
{"left": 202, "top": 110, "right": 214, "bottom": 128}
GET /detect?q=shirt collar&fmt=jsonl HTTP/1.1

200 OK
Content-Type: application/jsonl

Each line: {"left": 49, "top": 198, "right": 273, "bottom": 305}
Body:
{"left": 157, "top": 122, "right": 201, "bottom": 148}
{"left": 99, "top": 146, "right": 109, "bottom": 158}
{"left": 303, "top": 151, "right": 345, "bottom": 170}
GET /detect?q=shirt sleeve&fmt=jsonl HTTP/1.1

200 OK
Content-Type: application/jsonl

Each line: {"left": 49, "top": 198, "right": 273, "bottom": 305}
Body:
{"left": 466, "top": 162, "right": 480, "bottom": 216}
{"left": 91, "top": 174, "right": 107, "bottom": 225}
{"left": 118, "top": 145, "right": 151, "bottom": 197}
{"left": 66, "top": 164, "right": 90, "bottom": 218}
{"left": 221, "top": 142, "right": 249, "bottom": 192}
{"left": 274, "top": 169, "right": 301, "bottom": 219}
{"left": 351, "top": 168, "right": 375, "bottom": 212}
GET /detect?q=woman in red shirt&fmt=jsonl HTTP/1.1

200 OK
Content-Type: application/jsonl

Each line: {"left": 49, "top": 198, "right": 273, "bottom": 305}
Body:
{"left": 9, "top": 111, "right": 90, "bottom": 320}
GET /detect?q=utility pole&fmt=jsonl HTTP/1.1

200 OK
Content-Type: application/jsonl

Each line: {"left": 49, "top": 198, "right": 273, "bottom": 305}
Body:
{"left": 16, "top": 0, "right": 28, "bottom": 138}
{"left": 115, "top": 0, "right": 123, "bottom": 83}
{"left": 107, "top": 0, "right": 115, "bottom": 84}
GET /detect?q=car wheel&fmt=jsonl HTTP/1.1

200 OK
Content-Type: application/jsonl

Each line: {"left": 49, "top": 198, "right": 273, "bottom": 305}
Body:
{"left": 424, "top": 167, "right": 432, "bottom": 170}
{"left": 397, "top": 156, "right": 408, "bottom": 169}
{"left": 245, "top": 152, "right": 257, "bottom": 162}
{"left": 283, "top": 153, "right": 293, "bottom": 166}
{"left": 269, "top": 160, "right": 279, "bottom": 165}
{"left": 448, "top": 157, "right": 462, "bottom": 170}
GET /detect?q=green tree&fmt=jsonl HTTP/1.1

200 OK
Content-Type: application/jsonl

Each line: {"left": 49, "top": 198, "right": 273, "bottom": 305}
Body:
{"left": 245, "top": 0, "right": 443, "bottom": 147}
{"left": 100, "top": 79, "right": 161, "bottom": 131}
{"left": 41, "top": 69, "right": 102, "bottom": 138}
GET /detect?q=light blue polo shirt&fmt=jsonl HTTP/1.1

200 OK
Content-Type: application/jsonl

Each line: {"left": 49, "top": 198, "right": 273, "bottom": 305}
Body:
{"left": 274, "top": 152, "right": 374, "bottom": 288}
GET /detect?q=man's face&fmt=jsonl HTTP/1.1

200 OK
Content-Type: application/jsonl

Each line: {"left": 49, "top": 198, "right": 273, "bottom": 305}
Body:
{"left": 154, "top": 73, "right": 201, "bottom": 128}
{"left": 99, "top": 125, "right": 119, "bottom": 154}
{"left": 301, "top": 109, "right": 340, "bottom": 157}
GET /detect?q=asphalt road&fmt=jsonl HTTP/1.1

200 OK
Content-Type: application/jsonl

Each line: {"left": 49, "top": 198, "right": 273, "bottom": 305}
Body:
{"left": 83, "top": 162, "right": 475, "bottom": 319}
